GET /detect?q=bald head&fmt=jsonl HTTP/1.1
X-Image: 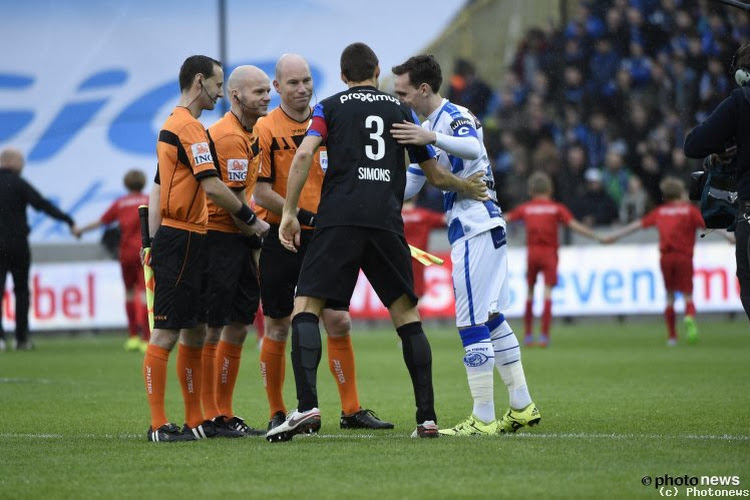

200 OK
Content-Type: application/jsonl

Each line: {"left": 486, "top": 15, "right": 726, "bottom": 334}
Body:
{"left": 227, "top": 65, "right": 269, "bottom": 92}
{"left": 274, "top": 54, "right": 314, "bottom": 115}
{"left": 0, "top": 148, "right": 24, "bottom": 173}
{"left": 275, "top": 53, "right": 310, "bottom": 82}
{"left": 226, "top": 65, "right": 271, "bottom": 123}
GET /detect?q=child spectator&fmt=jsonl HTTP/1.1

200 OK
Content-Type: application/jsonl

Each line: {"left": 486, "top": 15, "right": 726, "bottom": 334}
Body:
{"left": 603, "top": 177, "right": 729, "bottom": 345}
{"left": 505, "top": 172, "right": 604, "bottom": 346}
{"left": 74, "top": 169, "right": 150, "bottom": 351}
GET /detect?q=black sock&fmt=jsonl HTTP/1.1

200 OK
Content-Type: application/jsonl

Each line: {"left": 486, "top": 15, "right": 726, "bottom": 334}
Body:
{"left": 397, "top": 321, "right": 436, "bottom": 424}
{"left": 291, "top": 312, "right": 322, "bottom": 412}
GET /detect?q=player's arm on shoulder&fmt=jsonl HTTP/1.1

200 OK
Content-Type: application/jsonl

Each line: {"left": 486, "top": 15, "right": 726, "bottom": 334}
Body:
{"left": 418, "top": 157, "right": 488, "bottom": 201}
{"left": 391, "top": 120, "right": 436, "bottom": 146}
{"left": 391, "top": 112, "right": 480, "bottom": 159}
{"left": 433, "top": 117, "right": 481, "bottom": 160}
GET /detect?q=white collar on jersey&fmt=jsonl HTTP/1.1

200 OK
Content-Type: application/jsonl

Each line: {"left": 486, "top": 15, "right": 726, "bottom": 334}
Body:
{"left": 426, "top": 98, "right": 450, "bottom": 131}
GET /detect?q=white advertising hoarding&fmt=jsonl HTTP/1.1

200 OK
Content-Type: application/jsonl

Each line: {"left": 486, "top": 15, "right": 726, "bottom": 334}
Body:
{"left": 2, "top": 244, "right": 740, "bottom": 331}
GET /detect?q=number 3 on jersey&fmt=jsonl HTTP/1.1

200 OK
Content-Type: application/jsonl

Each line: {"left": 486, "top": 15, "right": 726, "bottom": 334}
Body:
{"left": 365, "top": 115, "right": 385, "bottom": 161}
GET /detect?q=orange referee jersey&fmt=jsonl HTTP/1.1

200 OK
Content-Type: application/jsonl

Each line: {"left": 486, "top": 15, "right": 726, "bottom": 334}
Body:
{"left": 206, "top": 111, "right": 261, "bottom": 233}
{"left": 255, "top": 107, "right": 326, "bottom": 226}
{"left": 156, "top": 106, "right": 219, "bottom": 233}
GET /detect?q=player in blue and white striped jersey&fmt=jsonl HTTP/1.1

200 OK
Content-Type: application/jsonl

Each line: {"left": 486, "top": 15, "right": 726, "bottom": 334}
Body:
{"left": 392, "top": 55, "right": 540, "bottom": 436}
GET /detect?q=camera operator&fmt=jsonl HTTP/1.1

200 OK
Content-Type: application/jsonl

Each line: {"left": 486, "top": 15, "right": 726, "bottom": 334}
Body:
{"left": 684, "top": 42, "right": 750, "bottom": 322}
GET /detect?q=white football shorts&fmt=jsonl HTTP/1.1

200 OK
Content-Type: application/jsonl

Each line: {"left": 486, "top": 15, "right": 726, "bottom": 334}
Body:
{"left": 450, "top": 227, "right": 509, "bottom": 328}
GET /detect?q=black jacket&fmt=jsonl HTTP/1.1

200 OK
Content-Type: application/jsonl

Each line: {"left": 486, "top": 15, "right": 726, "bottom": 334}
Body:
{"left": 0, "top": 169, "right": 73, "bottom": 243}
{"left": 684, "top": 87, "right": 750, "bottom": 200}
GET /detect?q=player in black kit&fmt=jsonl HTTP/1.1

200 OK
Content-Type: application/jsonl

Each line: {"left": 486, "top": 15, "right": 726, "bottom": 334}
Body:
{"left": 266, "top": 42, "right": 489, "bottom": 442}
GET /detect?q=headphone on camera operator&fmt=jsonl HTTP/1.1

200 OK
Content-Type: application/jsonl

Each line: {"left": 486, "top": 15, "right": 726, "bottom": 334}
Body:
{"left": 732, "top": 50, "right": 750, "bottom": 87}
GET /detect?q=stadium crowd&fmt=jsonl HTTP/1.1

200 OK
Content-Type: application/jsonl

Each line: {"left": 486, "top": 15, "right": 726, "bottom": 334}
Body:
{"left": 417, "top": 0, "right": 748, "bottom": 228}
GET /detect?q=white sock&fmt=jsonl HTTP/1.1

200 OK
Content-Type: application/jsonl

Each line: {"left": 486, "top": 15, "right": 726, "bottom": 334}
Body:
{"left": 459, "top": 326, "right": 495, "bottom": 423}
{"left": 488, "top": 315, "right": 533, "bottom": 410}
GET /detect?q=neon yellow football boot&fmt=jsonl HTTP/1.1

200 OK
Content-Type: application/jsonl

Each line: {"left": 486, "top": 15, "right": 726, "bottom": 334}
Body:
{"left": 498, "top": 403, "right": 541, "bottom": 434}
{"left": 684, "top": 316, "right": 699, "bottom": 344}
{"left": 125, "top": 336, "right": 142, "bottom": 352}
{"left": 438, "top": 414, "right": 497, "bottom": 436}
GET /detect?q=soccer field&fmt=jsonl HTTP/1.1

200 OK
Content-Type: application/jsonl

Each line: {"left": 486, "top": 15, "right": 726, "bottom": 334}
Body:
{"left": 1, "top": 319, "right": 748, "bottom": 499}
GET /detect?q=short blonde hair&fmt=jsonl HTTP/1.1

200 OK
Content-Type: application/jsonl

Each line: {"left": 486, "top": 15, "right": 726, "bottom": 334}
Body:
{"left": 527, "top": 171, "right": 553, "bottom": 196}
{"left": 659, "top": 176, "right": 684, "bottom": 201}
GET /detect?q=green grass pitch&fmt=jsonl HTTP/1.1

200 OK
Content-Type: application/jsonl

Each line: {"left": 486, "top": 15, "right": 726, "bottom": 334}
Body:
{"left": 1, "top": 318, "right": 748, "bottom": 499}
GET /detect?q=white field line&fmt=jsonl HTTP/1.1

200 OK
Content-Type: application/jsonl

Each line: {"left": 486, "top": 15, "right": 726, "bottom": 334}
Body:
{"left": 0, "top": 432, "right": 748, "bottom": 441}
{"left": 0, "top": 378, "right": 55, "bottom": 384}
{"left": 0, "top": 378, "right": 101, "bottom": 385}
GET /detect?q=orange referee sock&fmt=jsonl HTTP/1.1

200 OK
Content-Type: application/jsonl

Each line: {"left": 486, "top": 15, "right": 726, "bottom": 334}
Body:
{"left": 216, "top": 340, "right": 243, "bottom": 417}
{"left": 201, "top": 342, "right": 221, "bottom": 420}
{"left": 260, "top": 337, "right": 287, "bottom": 418}
{"left": 177, "top": 343, "right": 204, "bottom": 428}
{"left": 327, "top": 335, "right": 360, "bottom": 415}
{"left": 143, "top": 344, "right": 170, "bottom": 430}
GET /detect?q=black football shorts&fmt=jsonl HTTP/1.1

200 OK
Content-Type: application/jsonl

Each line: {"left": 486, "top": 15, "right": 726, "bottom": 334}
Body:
{"left": 259, "top": 225, "right": 348, "bottom": 318}
{"left": 203, "top": 230, "right": 260, "bottom": 327}
{"left": 151, "top": 226, "right": 207, "bottom": 330}
{"left": 296, "top": 226, "right": 416, "bottom": 308}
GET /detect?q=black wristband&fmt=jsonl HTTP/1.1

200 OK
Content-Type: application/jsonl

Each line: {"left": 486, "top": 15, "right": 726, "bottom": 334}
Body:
{"left": 297, "top": 208, "right": 316, "bottom": 227}
{"left": 234, "top": 204, "right": 257, "bottom": 226}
